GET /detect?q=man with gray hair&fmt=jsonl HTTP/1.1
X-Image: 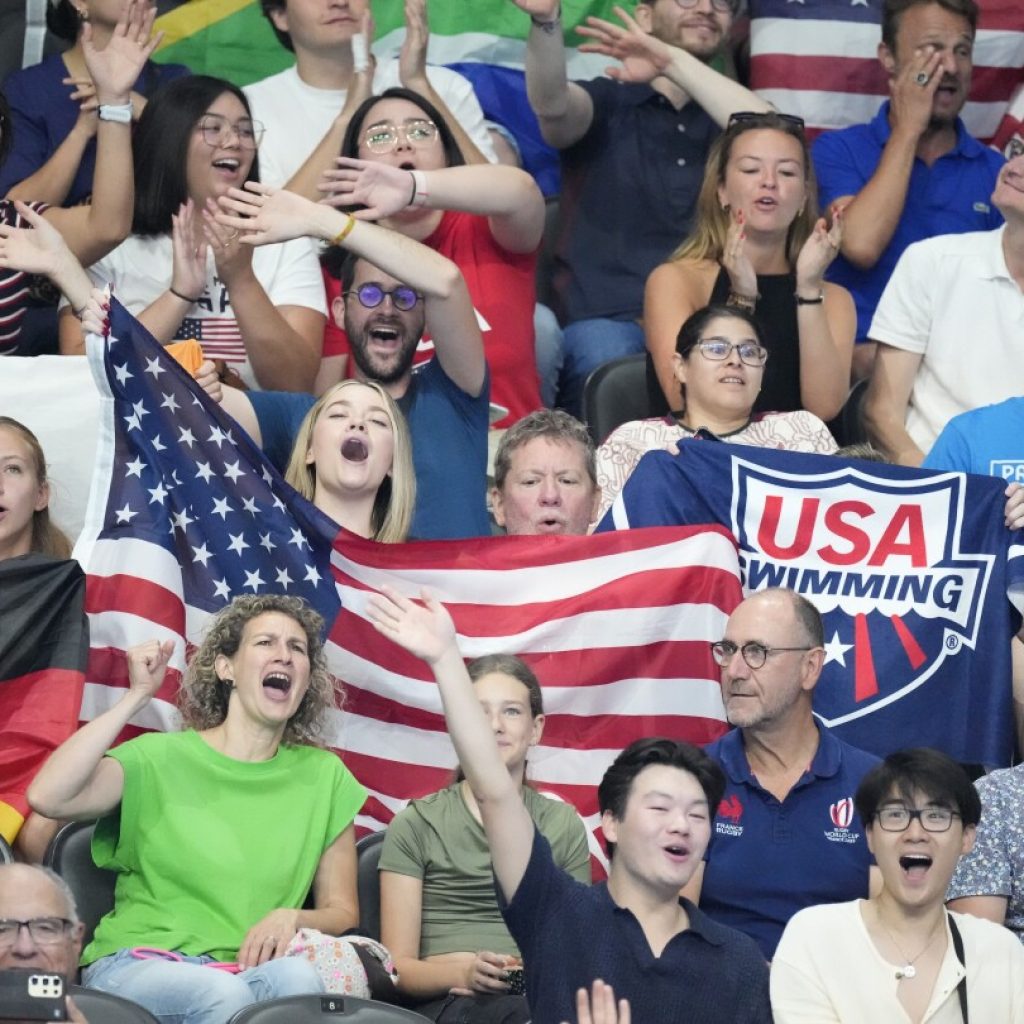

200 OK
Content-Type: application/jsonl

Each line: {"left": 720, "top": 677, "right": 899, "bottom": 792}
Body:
{"left": 687, "top": 588, "right": 880, "bottom": 958}
{"left": 492, "top": 410, "right": 599, "bottom": 536}
{"left": 0, "top": 863, "right": 88, "bottom": 1022}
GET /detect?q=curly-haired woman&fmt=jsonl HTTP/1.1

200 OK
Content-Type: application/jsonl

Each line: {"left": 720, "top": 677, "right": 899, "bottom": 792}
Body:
{"left": 28, "top": 594, "right": 366, "bottom": 1024}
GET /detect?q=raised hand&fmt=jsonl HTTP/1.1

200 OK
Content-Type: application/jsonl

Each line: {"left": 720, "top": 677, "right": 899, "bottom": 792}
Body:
{"left": 888, "top": 46, "right": 944, "bottom": 141}
{"left": 565, "top": 981, "right": 631, "bottom": 1024}
{"left": 237, "top": 907, "right": 300, "bottom": 970}
{"left": 795, "top": 207, "right": 843, "bottom": 294}
{"left": 721, "top": 208, "right": 758, "bottom": 299}
{"left": 216, "top": 182, "right": 320, "bottom": 247}
{"left": 576, "top": 5, "right": 671, "bottom": 84}
{"left": 0, "top": 201, "right": 74, "bottom": 277}
{"left": 507, "top": 0, "right": 561, "bottom": 21}
{"left": 398, "top": 0, "right": 429, "bottom": 92}
{"left": 319, "top": 157, "right": 417, "bottom": 219}
{"left": 170, "top": 200, "right": 207, "bottom": 302}
{"left": 203, "top": 197, "right": 253, "bottom": 284}
{"left": 126, "top": 639, "right": 175, "bottom": 702}
{"left": 83, "top": 0, "right": 162, "bottom": 106}
{"left": 365, "top": 585, "right": 458, "bottom": 667}
{"left": 1006, "top": 483, "right": 1024, "bottom": 531}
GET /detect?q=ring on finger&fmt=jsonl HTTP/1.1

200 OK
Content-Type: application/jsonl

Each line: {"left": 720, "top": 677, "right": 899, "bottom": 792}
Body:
{"left": 915, "top": 71, "right": 930, "bottom": 86}
{"left": 225, "top": 229, "right": 239, "bottom": 242}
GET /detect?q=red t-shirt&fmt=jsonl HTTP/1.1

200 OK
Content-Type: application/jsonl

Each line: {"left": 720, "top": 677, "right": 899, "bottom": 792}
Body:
{"left": 322, "top": 209, "right": 540, "bottom": 427}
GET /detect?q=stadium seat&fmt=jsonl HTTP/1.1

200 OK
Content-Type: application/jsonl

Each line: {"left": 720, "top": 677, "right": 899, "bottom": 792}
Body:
{"left": 0, "top": 834, "right": 12, "bottom": 863}
{"left": 227, "top": 994, "right": 431, "bottom": 1024}
{"left": 582, "top": 353, "right": 652, "bottom": 447}
{"left": 69, "top": 986, "right": 159, "bottom": 1023}
{"left": 43, "top": 820, "right": 115, "bottom": 948}
{"left": 828, "top": 377, "right": 870, "bottom": 448}
{"left": 355, "top": 830, "right": 386, "bottom": 943}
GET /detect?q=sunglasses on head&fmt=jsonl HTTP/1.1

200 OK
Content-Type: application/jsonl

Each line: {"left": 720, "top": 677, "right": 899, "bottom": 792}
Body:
{"left": 727, "top": 111, "right": 806, "bottom": 134}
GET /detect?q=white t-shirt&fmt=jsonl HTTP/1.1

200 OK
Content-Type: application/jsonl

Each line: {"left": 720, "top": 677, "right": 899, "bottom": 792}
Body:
{"left": 83, "top": 234, "right": 326, "bottom": 389}
{"left": 245, "top": 60, "right": 497, "bottom": 187}
{"left": 772, "top": 899, "right": 1024, "bottom": 1023}
{"left": 868, "top": 226, "right": 1024, "bottom": 454}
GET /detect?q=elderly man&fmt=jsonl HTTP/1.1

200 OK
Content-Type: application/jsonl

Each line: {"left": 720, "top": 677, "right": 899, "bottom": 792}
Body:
{"left": 514, "top": 0, "right": 770, "bottom": 414}
{"left": 812, "top": 0, "right": 1004, "bottom": 379}
{"left": 491, "top": 410, "right": 599, "bottom": 536}
{"left": 686, "top": 589, "right": 880, "bottom": 959}
{"left": 0, "top": 863, "right": 87, "bottom": 1023}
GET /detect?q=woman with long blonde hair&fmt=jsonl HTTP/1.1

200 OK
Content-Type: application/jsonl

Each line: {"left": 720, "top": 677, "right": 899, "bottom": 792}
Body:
{"left": 644, "top": 112, "right": 855, "bottom": 422}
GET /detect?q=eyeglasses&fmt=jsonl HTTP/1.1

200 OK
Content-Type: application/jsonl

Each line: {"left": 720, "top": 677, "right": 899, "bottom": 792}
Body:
{"left": 693, "top": 338, "right": 768, "bottom": 367}
{"left": 671, "top": 0, "right": 735, "bottom": 12}
{"left": 727, "top": 111, "right": 806, "bottom": 133}
{"left": 0, "top": 917, "right": 74, "bottom": 947}
{"left": 875, "top": 806, "right": 961, "bottom": 833}
{"left": 197, "top": 114, "right": 264, "bottom": 149}
{"left": 710, "top": 640, "right": 814, "bottom": 669}
{"left": 361, "top": 119, "right": 438, "bottom": 155}
{"left": 1007, "top": 138, "right": 1024, "bottom": 159}
{"left": 345, "top": 283, "right": 422, "bottom": 311}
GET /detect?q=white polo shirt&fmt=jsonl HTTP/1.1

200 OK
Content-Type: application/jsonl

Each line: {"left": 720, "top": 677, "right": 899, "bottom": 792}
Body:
{"left": 869, "top": 226, "right": 1024, "bottom": 453}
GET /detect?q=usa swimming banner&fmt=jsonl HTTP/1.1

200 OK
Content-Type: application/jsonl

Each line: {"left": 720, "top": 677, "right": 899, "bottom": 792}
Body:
{"left": 599, "top": 442, "right": 1024, "bottom": 765}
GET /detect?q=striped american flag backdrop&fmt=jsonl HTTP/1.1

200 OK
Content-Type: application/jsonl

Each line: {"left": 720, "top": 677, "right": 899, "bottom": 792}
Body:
{"left": 748, "top": 0, "right": 1024, "bottom": 141}
{"left": 74, "top": 301, "right": 743, "bottom": 866}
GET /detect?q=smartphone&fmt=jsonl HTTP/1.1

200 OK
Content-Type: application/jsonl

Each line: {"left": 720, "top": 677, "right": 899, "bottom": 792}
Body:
{"left": 0, "top": 970, "right": 66, "bottom": 1021}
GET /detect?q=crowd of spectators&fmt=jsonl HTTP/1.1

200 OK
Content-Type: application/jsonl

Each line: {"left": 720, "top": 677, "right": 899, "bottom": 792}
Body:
{"left": 3, "top": 0, "right": 1024, "bottom": 1020}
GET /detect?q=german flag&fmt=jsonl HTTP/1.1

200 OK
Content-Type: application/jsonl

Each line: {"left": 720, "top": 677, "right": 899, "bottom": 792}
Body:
{"left": 0, "top": 555, "right": 87, "bottom": 844}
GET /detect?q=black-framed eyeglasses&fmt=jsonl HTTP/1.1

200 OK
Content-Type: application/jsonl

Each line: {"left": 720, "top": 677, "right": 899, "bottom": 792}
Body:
{"left": 361, "top": 119, "right": 438, "bottom": 155}
{"left": 875, "top": 806, "right": 961, "bottom": 833}
{"left": 197, "top": 114, "right": 264, "bottom": 149}
{"left": 710, "top": 640, "right": 814, "bottom": 669}
{"left": 0, "top": 917, "right": 74, "bottom": 947}
{"left": 693, "top": 338, "right": 768, "bottom": 367}
{"left": 670, "top": 0, "right": 735, "bottom": 12}
{"left": 727, "top": 111, "right": 806, "bottom": 134}
{"left": 345, "top": 283, "right": 422, "bottom": 311}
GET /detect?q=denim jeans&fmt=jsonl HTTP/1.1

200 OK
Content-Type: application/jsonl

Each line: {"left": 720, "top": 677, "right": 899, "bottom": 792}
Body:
{"left": 82, "top": 948, "right": 324, "bottom": 1024}
{"left": 533, "top": 303, "right": 565, "bottom": 410}
{"left": 559, "top": 317, "right": 646, "bottom": 418}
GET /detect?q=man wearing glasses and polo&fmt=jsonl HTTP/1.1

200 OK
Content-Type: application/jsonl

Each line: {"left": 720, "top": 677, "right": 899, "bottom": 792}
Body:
{"left": 686, "top": 587, "right": 880, "bottom": 959}
{"left": 512, "top": 0, "right": 771, "bottom": 416}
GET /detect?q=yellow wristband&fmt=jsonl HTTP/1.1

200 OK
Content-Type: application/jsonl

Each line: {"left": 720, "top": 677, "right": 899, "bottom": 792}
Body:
{"left": 332, "top": 215, "right": 356, "bottom": 246}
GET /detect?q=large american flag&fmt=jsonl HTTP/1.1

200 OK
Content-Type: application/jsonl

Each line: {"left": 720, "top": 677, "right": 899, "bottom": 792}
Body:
{"left": 749, "top": 0, "right": 1024, "bottom": 141}
{"left": 76, "top": 302, "right": 743, "bottom": 865}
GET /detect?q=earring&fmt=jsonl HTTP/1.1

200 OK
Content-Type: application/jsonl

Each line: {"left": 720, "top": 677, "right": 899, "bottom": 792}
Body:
{"left": 75, "top": 5, "right": 90, "bottom": 21}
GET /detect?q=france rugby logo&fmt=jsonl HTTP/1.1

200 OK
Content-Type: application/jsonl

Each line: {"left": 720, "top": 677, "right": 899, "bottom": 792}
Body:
{"left": 730, "top": 458, "right": 993, "bottom": 726}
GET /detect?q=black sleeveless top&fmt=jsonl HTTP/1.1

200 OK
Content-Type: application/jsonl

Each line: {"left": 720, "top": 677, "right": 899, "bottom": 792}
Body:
{"left": 645, "top": 267, "right": 802, "bottom": 417}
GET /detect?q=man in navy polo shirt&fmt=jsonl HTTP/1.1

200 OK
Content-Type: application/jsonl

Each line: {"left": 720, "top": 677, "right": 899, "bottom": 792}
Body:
{"left": 689, "top": 588, "right": 880, "bottom": 959}
{"left": 366, "top": 587, "right": 771, "bottom": 1024}
{"left": 513, "top": 0, "right": 771, "bottom": 415}
{"left": 812, "top": 0, "right": 1004, "bottom": 380}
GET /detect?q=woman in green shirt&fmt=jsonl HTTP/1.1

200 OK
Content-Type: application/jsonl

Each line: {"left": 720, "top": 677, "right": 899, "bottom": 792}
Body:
{"left": 29, "top": 593, "right": 367, "bottom": 1024}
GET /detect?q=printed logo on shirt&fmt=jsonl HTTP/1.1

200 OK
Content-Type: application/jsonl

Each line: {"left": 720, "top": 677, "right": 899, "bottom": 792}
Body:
{"left": 731, "top": 459, "right": 991, "bottom": 728}
{"left": 990, "top": 460, "right": 1024, "bottom": 483}
{"left": 824, "top": 797, "right": 860, "bottom": 845}
{"left": 715, "top": 794, "right": 744, "bottom": 836}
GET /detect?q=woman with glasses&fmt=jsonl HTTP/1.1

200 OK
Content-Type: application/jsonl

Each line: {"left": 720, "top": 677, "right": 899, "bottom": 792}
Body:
{"left": 644, "top": 111, "right": 855, "bottom": 423}
{"left": 594, "top": 304, "right": 837, "bottom": 522}
{"left": 312, "top": 87, "right": 545, "bottom": 425}
{"left": 57, "top": 75, "right": 326, "bottom": 392}
{"left": 772, "top": 748, "right": 1024, "bottom": 1022}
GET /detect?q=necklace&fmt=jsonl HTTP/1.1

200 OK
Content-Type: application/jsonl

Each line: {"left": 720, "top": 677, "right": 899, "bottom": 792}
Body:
{"left": 875, "top": 911, "right": 944, "bottom": 980}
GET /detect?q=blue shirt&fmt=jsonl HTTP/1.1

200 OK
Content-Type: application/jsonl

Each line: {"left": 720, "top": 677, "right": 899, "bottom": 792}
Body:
{"left": 812, "top": 102, "right": 1004, "bottom": 342}
{"left": 556, "top": 79, "right": 718, "bottom": 323}
{"left": 0, "top": 55, "right": 190, "bottom": 206}
{"left": 703, "top": 723, "right": 878, "bottom": 959}
{"left": 248, "top": 360, "right": 491, "bottom": 541}
{"left": 500, "top": 829, "right": 771, "bottom": 1024}
{"left": 923, "top": 398, "right": 1024, "bottom": 483}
